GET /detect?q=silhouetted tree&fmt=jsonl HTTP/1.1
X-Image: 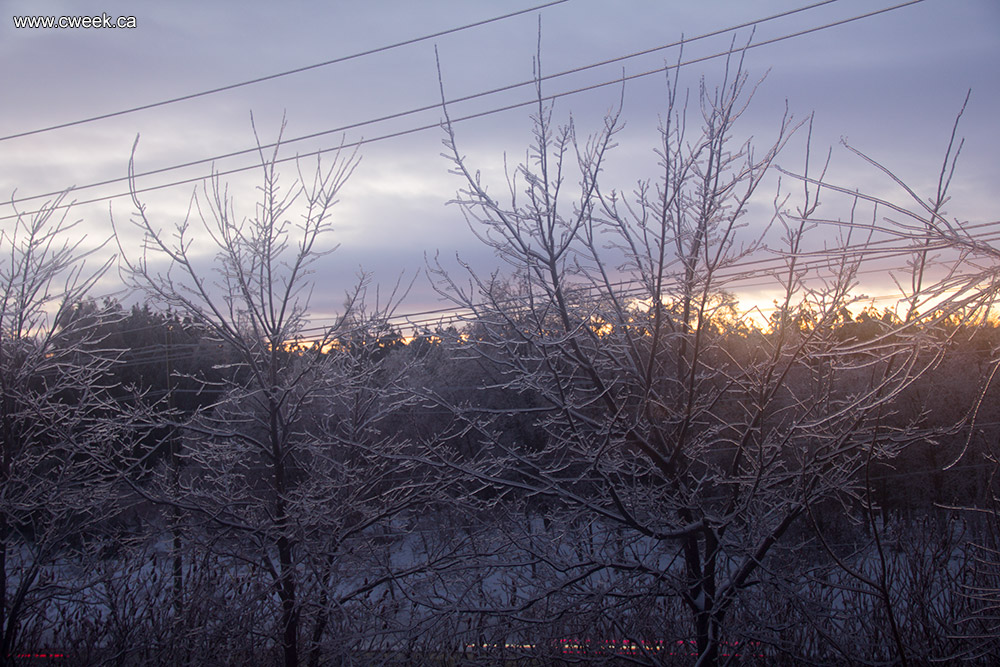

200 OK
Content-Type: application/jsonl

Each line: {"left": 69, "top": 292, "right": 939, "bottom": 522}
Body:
{"left": 0, "top": 194, "right": 120, "bottom": 662}
{"left": 427, "top": 58, "right": 986, "bottom": 665}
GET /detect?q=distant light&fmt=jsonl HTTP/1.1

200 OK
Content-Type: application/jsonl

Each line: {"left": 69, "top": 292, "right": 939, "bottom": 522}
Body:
{"left": 465, "top": 638, "right": 763, "bottom": 657}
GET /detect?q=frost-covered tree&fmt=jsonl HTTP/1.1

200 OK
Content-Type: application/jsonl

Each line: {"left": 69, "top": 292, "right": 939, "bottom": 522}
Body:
{"left": 0, "top": 195, "right": 119, "bottom": 662}
{"left": 779, "top": 96, "right": 1000, "bottom": 664}
{"left": 428, "top": 58, "right": 983, "bottom": 664}
{"left": 120, "top": 126, "right": 439, "bottom": 666}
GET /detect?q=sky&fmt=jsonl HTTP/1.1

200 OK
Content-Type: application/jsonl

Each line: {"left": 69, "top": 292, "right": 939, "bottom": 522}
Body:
{"left": 2, "top": 0, "right": 998, "bottom": 329}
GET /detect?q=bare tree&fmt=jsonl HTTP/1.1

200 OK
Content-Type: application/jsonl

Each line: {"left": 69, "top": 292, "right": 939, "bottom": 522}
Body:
{"left": 427, "top": 55, "right": 979, "bottom": 664}
{"left": 0, "top": 194, "right": 118, "bottom": 663}
{"left": 118, "top": 125, "right": 439, "bottom": 666}
{"left": 777, "top": 95, "right": 1000, "bottom": 664}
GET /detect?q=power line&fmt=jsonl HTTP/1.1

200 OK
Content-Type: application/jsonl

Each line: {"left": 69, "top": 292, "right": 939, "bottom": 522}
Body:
{"left": 50, "top": 214, "right": 1000, "bottom": 349}
{"left": 4, "top": 2, "right": 969, "bottom": 339}
{"left": 6, "top": 0, "right": 848, "bottom": 209}
{"left": 0, "top": 0, "right": 924, "bottom": 223}
{"left": 160, "top": 219, "right": 1000, "bottom": 338}
{"left": 377, "top": 224, "right": 1000, "bottom": 335}
{"left": 0, "top": 0, "right": 573, "bottom": 143}
{"left": 62, "top": 213, "right": 999, "bottom": 347}
{"left": 76, "top": 214, "right": 1000, "bottom": 346}
{"left": 52, "top": 251, "right": 1000, "bottom": 376}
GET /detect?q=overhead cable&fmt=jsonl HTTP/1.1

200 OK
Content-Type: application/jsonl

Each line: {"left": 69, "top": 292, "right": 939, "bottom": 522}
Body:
{"left": 0, "top": 0, "right": 925, "bottom": 223}
{"left": 0, "top": 0, "right": 574, "bottom": 143}
{"left": 6, "top": 0, "right": 849, "bottom": 208}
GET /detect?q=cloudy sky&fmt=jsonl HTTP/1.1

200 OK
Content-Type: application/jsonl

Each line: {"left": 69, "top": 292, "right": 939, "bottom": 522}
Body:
{"left": 2, "top": 0, "right": 997, "bottom": 326}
